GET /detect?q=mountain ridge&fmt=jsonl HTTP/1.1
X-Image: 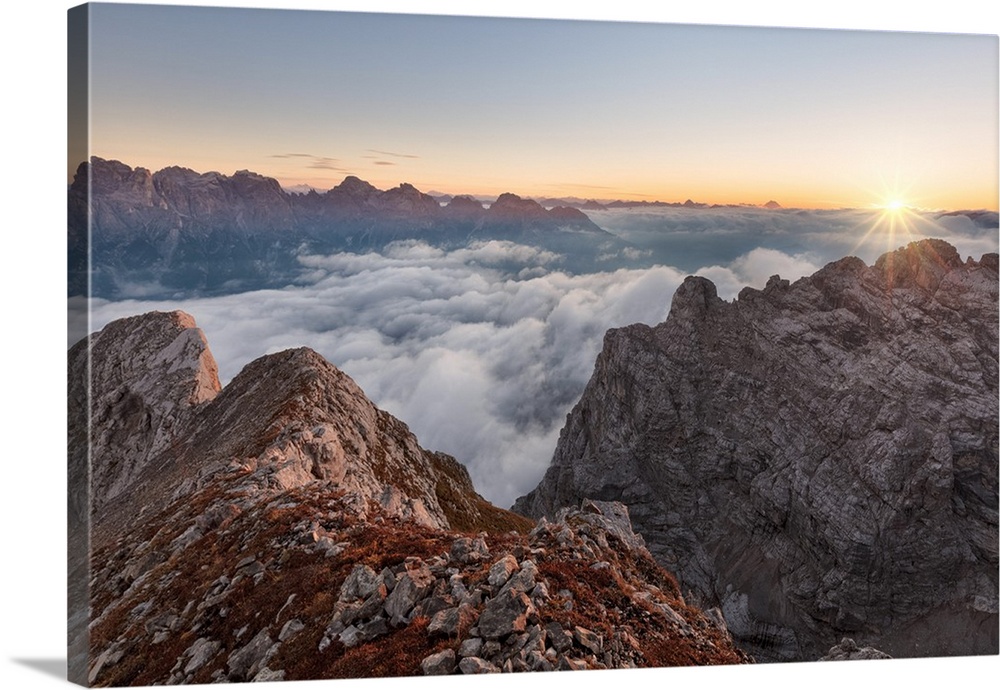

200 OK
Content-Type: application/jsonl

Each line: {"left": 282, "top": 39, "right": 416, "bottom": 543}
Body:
{"left": 69, "top": 157, "right": 627, "bottom": 299}
{"left": 70, "top": 310, "right": 529, "bottom": 548}
{"left": 69, "top": 309, "right": 749, "bottom": 685}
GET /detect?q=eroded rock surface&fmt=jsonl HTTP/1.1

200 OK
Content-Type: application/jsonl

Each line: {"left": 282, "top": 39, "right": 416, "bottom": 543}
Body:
{"left": 69, "top": 310, "right": 221, "bottom": 514}
{"left": 68, "top": 311, "right": 523, "bottom": 545}
{"left": 515, "top": 239, "right": 999, "bottom": 661}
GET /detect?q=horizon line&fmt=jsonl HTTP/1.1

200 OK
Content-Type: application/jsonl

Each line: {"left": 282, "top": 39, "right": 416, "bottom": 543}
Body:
{"left": 72, "top": 155, "right": 1000, "bottom": 214}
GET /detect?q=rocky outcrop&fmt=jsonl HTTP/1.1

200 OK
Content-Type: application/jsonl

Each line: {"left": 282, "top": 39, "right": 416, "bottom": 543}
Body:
{"left": 177, "top": 346, "right": 453, "bottom": 530}
{"left": 515, "top": 239, "right": 999, "bottom": 662}
{"left": 68, "top": 311, "right": 524, "bottom": 545}
{"left": 68, "top": 311, "right": 221, "bottom": 515}
{"left": 820, "top": 638, "right": 891, "bottom": 662}
{"left": 72, "top": 311, "right": 748, "bottom": 685}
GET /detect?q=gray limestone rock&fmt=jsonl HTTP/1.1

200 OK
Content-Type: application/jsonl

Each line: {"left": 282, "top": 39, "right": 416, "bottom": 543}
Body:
{"left": 384, "top": 566, "right": 435, "bottom": 626}
{"left": 573, "top": 626, "right": 603, "bottom": 656}
{"left": 487, "top": 554, "right": 519, "bottom": 588}
{"left": 337, "top": 625, "right": 364, "bottom": 647}
{"left": 478, "top": 589, "right": 536, "bottom": 639}
{"left": 450, "top": 536, "right": 490, "bottom": 564}
{"left": 499, "top": 561, "right": 538, "bottom": 596}
{"left": 339, "top": 565, "right": 382, "bottom": 602}
{"left": 182, "top": 638, "right": 221, "bottom": 676}
{"left": 414, "top": 595, "right": 454, "bottom": 619}
{"left": 458, "top": 656, "right": 499, "bottom": 674}
{"left": 557, "top": 657, "right": 588, "bottom": 671}
{"left": 72, "top": 311, "right": 221, "bottom": 516}
{"left": 458, "top": 637, "right": 484, "bottom": 658}
{"left": 252, "top": 667, "right": 286, "bottom": 682}
{"left": 545, "top": 622, "right": 573, "bottom": 653}
{"left": 227, "top": 628, "right": 277, "bottom": 682}
{"left": 576, "top": 500, "right": 645, "bottom": 550}
{"left": 278, "top": 619, "right": 304, "bottom": 642}
{"left": 87, "top": 647, "right": 124, "bottom": 685}
{"left": 428, "top": 605, "right": 476, "bottom": 637}
{"left": 421, "top": 649, "right": 457, "bottom": 675}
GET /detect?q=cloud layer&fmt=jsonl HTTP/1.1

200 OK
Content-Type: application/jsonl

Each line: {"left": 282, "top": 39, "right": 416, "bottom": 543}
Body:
{"left": 88, "top": 240, "right": 689, "bottom": 506}
{"left": 85, "top": 210, "right": 998, "bottom": 508}
{"left": 589, "top": 206, "right": 998, "bottom": 273}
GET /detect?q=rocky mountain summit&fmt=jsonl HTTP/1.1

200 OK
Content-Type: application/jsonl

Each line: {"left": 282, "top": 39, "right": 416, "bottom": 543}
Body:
{"left": 515, "top": 239, "right": 999, "bottom": 662}
{"left": 68, "top": 158, "right": 625, "bottom": 299}
{"left": 68, "top": 311, "right": 748, "bottom": 685}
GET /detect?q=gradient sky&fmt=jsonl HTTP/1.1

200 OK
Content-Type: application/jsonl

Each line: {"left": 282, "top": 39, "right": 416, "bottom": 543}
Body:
{"left": 81, "top": 2, "right": 998, "bottom": 210}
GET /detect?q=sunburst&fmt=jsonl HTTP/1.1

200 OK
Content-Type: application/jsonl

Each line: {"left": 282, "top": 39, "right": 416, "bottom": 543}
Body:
{"left": 845, "top": 183, "right": 955, "bottom": 292}
{"left": 847, "top": 168, "right": 935, "bottom": 259}
{"left": 848, "top": 196, "right": 919, "bottom": 258}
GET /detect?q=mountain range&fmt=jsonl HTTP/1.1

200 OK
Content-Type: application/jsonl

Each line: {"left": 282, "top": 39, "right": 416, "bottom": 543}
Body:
{"left": 68, "top": 158, "right": 630, "bottom": 299}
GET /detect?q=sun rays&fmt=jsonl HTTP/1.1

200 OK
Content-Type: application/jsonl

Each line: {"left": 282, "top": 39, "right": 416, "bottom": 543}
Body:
{"left": 851, "top": 200, "right": 954, "bottom": 267}
{"left": 845, "top": 169, "right": 955, "bottom": 261}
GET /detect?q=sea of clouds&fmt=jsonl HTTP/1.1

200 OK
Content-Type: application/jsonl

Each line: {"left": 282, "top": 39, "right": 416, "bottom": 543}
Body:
{"left": 83, "top": 207, "right": 998, "bottom": 507}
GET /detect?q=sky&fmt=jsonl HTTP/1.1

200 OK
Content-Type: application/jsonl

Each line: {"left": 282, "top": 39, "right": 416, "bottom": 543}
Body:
{"left": 79, "top": 1, "right": 999, "bottom": 210}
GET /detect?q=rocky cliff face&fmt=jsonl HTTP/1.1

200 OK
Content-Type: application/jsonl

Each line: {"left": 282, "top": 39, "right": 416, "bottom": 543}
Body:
{"left": 515, "top": 239, "right": 999, "bottom": 662}
{"left": 69, "top": 311, "right": 748, "bottom": 685}
{"left": 69, "top": 311, "right": 221, "bottom": 514}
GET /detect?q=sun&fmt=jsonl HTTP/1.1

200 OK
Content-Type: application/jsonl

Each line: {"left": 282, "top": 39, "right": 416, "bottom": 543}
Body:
{"left": 848, "top": 193, "right": 922, "bottom": 261}
{"left": 871, "top": 196, "right": 916, "bottom": 240}
{"left": 847, "top": 170, "right": 948, "bottom": 264}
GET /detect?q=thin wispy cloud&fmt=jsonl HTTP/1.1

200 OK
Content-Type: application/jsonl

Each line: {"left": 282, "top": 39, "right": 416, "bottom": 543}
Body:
{"left": 270, "top": 153, "right": 345, "bottom": 171}
{"left": 367, "top": 149, "right": 420, "bottom": 159}
{"left": 308, "top": 160, "right": 346, "bottom": 171}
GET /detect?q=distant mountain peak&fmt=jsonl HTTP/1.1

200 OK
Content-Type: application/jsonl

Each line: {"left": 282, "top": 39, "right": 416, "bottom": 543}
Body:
{"left": 331, "top": 174, "right": 379, "bottom": 196}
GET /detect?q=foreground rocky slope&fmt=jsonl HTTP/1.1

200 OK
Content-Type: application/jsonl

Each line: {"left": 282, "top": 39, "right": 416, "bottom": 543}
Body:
{"left": 69, "top": 311, "right": 748, "bottom": 685}
{"left": 515, "top": 239, "right": 999, "bottom": 662}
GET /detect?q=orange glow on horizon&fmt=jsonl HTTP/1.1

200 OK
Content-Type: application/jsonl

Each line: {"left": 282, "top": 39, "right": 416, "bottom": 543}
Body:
{"left": 80, "top": 153, "right": 998, "bottom": 213}
{"left": 266, "top": 172, "right": 998, "bottom": 211}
